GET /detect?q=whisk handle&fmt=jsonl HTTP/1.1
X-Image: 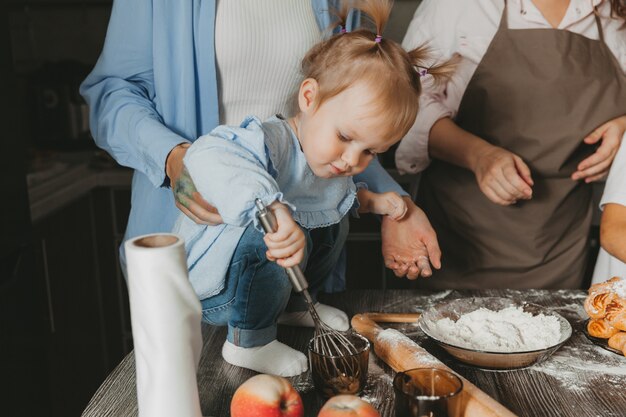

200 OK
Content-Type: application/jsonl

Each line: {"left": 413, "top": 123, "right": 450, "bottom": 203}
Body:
{"left": 255, "top": 199, "right": 309, "bottom": 293}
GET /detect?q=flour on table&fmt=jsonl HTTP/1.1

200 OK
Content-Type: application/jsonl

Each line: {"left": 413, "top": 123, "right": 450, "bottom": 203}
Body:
{"left": 433, "top": 306, "right": 562, "bottom": 352}
{"left": 532, "top": 340, "right": 626, "bottom": 392}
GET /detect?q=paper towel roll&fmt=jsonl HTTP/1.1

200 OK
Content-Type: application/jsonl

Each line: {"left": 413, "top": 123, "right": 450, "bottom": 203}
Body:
{"left": 125, "top": 233, "right": 203, "bottom": 417}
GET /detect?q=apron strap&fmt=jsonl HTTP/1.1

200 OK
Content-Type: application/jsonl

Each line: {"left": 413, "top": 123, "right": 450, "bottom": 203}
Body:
{"left": 593, "top": 7, "right": 605, "bottom": 44}
{"left": 500, "top": 0, "right": 509, "bottom": 30}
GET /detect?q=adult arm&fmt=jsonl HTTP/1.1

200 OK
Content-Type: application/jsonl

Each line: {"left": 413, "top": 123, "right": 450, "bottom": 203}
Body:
{"left": 80, "top": 0, "right": 185, "bottom": 186}
{"left": 598, "top": 134, "right": 626, "bottom": 264}
{"left": 354, "top": 157, "right": 441, "bottom": 278}
{"left": 167, "top": 144, "right": 222, "bottom": 224}
{"left": 600, "top": 204, "right": 626, "bottom": 264}
{"left": 398, "top": 0, "right": 532, "bottom": 206}
{"left": 429, "top": 117, "right": 534, "bottom": 205}
{"left": 381, "top": 197, "right": 441, "bottom": 279}
{"left": 80, "top": 0, "right": 217, "bottom": 223}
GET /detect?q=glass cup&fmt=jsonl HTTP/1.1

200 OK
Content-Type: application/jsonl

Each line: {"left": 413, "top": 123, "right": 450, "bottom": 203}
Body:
{"left": 393, "top": 368, "right": 463, "bottom": 417}
{"left": 308, "top": 333, "right": 370, "bottom": 398}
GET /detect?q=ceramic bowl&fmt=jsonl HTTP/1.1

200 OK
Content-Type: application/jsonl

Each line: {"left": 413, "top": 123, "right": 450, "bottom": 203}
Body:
{"left": 419, "top": 297, "right": 572, "bottom": 370}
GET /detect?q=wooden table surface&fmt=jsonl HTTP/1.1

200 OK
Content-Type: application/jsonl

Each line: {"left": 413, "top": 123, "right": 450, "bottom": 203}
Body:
{"left": 82, "top": 289, "right": 626, "bottom": 417}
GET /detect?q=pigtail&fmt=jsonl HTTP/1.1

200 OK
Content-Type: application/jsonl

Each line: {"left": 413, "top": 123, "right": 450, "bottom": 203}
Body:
{"left": 355, "top": 0, "right": 392, "bottom": 39}
{"left": 328, "top": 0, "right": 355, "bottom": 35}
{"left": 408, "top": 45, "right": 458, "bottom": 85}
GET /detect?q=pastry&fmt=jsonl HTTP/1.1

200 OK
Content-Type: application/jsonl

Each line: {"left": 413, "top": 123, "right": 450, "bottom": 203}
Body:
{"left": 589, "top": 276, "right": 622, "bottom": 295}
{"left": 584, "top": 292, "right": 617, "bottom": 319}
{"left": 584, "top": 277, "right": 626, "bottom": 356}
{"left": 608, "top": 332, "right": 626, "bottom": 355}
{"left": 605, "top": 299, "right": 626, "bottom": 331}
{"left": 587, "top": 318, "right": 620, "bottom": 339}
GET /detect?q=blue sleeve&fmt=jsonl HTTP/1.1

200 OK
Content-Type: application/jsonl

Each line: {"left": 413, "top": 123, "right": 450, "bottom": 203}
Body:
{"left": 183, "top": 123, "right": 289, "bottom": 228}
{"left": 79, "top": 0, "right": 189, "bottom": 187}
{"left": 353, "top": 158, "right": 408, "bottom": 196}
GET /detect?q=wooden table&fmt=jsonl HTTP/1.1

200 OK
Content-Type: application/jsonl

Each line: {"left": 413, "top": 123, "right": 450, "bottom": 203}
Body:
{"left": 82, "top": 289, "right": 626, "bottom": 417}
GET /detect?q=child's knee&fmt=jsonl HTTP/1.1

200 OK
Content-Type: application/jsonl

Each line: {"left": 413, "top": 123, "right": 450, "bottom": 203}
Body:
{"left": 262, "top": 261, "right": 292, "bottom": 293}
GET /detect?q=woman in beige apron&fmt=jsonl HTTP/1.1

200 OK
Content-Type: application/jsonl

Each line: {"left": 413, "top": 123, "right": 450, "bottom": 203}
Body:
{"left": 415, "top": 0, "right": 626, "bottom": 289}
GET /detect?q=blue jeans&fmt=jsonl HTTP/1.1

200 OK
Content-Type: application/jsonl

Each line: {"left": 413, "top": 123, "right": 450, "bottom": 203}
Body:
{"left": 200, "top": 217, "right": 349, "bottom": 347}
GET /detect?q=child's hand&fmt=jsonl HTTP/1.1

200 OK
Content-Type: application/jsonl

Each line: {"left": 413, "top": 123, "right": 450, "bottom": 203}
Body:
{"left": 357, "top": 189, "right": 408, "bottom": 221}
{"left": 263, "top": 202, "right": 306, "bottom": 268}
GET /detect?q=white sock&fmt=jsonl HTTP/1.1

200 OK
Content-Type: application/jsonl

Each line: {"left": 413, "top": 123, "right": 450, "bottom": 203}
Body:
{"left": 278, "top": 302, "right": 349, "bottom": 331}
{"left": 221, "top": 340, "right": 308, "bottom": 377}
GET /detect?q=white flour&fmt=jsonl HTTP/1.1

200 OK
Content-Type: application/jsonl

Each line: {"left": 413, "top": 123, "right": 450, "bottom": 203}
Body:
{"left": 532, "top": 341, "right": 626, "bottom": 392}
{"left": 378, "top": 328, "right": 441, "bottom": 366}
{"left": 433, "top": 306, "right": 562, "bottom": 352}
{"left": 610, "top": 278, "right": 626, "bottom": 298}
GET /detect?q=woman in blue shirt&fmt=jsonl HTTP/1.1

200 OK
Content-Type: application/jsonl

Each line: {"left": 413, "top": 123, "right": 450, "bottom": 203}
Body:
{"left": 80, "top": 0, "right": 440, "bottom": 289}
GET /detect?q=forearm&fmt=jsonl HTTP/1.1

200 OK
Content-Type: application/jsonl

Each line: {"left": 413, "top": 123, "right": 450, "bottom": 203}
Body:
{"left": 183, "top": 137, "right": 283, "bottom": 226}
{"left": 429, "top": 117, "right": 493, "bottom": 172}
{"left": 600, "top": 204, "right": 626, "bottom": 263}
{"left": 353, "top": 158, "right": 407, "bottom": 196}
{"left": 80, "top": 0, "right": 190, "bottom": 187}
{"left": 356, "top": 189, "right": 373, "bottom": 213}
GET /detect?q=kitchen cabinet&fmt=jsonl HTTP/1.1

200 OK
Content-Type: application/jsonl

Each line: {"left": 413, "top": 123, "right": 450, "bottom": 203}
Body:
{"left": 32, "top": 193, "right": 109, "bottom": 417}
{"left": 92, "top": 187, "right": 133, "bottom": 357}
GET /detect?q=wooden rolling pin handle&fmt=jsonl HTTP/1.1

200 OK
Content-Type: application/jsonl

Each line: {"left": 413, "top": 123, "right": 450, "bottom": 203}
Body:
{"left": 351, "top": 314, "right": 518, "bottom": 417}
{"left": 363, "top": 312, "right": 421, "bottom": 323}
{"left": 352, "top": 314, "right": 382, "bottom": 340}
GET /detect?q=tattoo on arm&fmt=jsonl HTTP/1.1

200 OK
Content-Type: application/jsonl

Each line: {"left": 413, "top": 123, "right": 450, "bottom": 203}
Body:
{"left": 173, "top": 166, "right": 197, "bottom": 209}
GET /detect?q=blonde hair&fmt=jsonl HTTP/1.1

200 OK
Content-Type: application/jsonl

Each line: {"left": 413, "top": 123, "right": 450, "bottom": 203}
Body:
{"left": 301, "top": 0, "right": 454, "bottom": 140}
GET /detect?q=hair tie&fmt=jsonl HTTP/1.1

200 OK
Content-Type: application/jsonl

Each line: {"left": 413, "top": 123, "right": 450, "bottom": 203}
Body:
{"left": 418, "top": 68, "right": 428, "bottom": 77}
{"left": 339, "top": 25, "right": 347, "bottom": 34}
{"left": 374, "top": 35, "right": 382, "bottom": 43}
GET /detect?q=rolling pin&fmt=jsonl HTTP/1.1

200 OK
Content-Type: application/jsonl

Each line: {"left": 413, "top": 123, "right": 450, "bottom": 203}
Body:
{"left": 352, "top": 314, "right": 518, "bottom": 417}
{"left": 363, "top": 312, "right": 421, "bottom": 323}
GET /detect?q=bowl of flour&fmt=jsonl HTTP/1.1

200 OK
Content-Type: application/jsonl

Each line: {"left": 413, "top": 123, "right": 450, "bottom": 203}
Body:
{"left": 419, "top": 297, "right": 572, "bottom": 370}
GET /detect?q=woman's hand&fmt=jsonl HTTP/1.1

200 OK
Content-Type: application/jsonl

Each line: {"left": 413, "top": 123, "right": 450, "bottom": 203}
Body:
{"left": 429, "top": 118, "right": 533, "bottom": 206}
{"left": 572, "top": 115, "right": 626, "bottom": 183}
{"left": 263, "top": 202, "right": 306, "bottom": 268}
{"left": 472, "top": 145, "right": 534, "bottom": 205}
{"left": 166, "top": 143, "right": 223, "bottom": 225}
{"left": 381, "top": 198, "right": 441, "bottom": 279}
{"left": 357, "top": 189, "right": 408, "bottom": 220}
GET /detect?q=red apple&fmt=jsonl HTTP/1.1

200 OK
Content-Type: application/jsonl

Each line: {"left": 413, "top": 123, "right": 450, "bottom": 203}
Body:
{"left": 317, "top": 395, "right": 380, "bottom": 417}
{"left": 231, "top": 374, "right": 304, "bottom": 417}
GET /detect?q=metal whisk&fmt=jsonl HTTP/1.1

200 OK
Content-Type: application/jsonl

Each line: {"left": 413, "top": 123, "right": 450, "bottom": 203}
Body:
{"left": 254, "top": 199, "right": 362, "bottom": 361}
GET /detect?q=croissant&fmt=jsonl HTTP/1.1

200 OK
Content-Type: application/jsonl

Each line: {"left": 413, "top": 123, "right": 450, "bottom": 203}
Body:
{"left": 589, "top": 276, "right": 623, "bottom": 295}
{"left": 584, "top": 292, "right": 617, "bottom": 319}
{"left": 608, "top": 332, "right": 626, "bottom": 356}
{"left": 587, "top": 319, "right": 620, "bottom": 339}
{"left": 605, "top": 299, "right": 626, "bottom": 331}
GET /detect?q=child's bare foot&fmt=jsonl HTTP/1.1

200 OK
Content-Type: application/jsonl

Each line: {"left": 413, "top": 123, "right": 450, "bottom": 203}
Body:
{"left": 222, "top": 340, "right": 307, "bottom": 376}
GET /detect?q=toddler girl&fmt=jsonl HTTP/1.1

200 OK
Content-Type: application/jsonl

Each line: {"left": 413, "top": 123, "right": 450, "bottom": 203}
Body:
{"left": 173, "top": 0, "right": 451, "bottom": 376}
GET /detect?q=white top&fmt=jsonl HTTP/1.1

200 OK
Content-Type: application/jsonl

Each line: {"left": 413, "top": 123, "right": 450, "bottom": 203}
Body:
{"left": 592, "top": 135, "right": 626, "bottom": 284}
{"left": 215, "top": 0, "right": 321, "bottom": 125}
{"left": 396, "top": 0, "right": 626, "bottom": 174}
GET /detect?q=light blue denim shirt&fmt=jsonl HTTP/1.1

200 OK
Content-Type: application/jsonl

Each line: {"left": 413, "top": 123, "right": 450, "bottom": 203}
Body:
{"left": 80, "top": 0, "right": 406, "bottom": 262}
{"left": 174, "top": 116, "right": 357, "bottom": 298}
